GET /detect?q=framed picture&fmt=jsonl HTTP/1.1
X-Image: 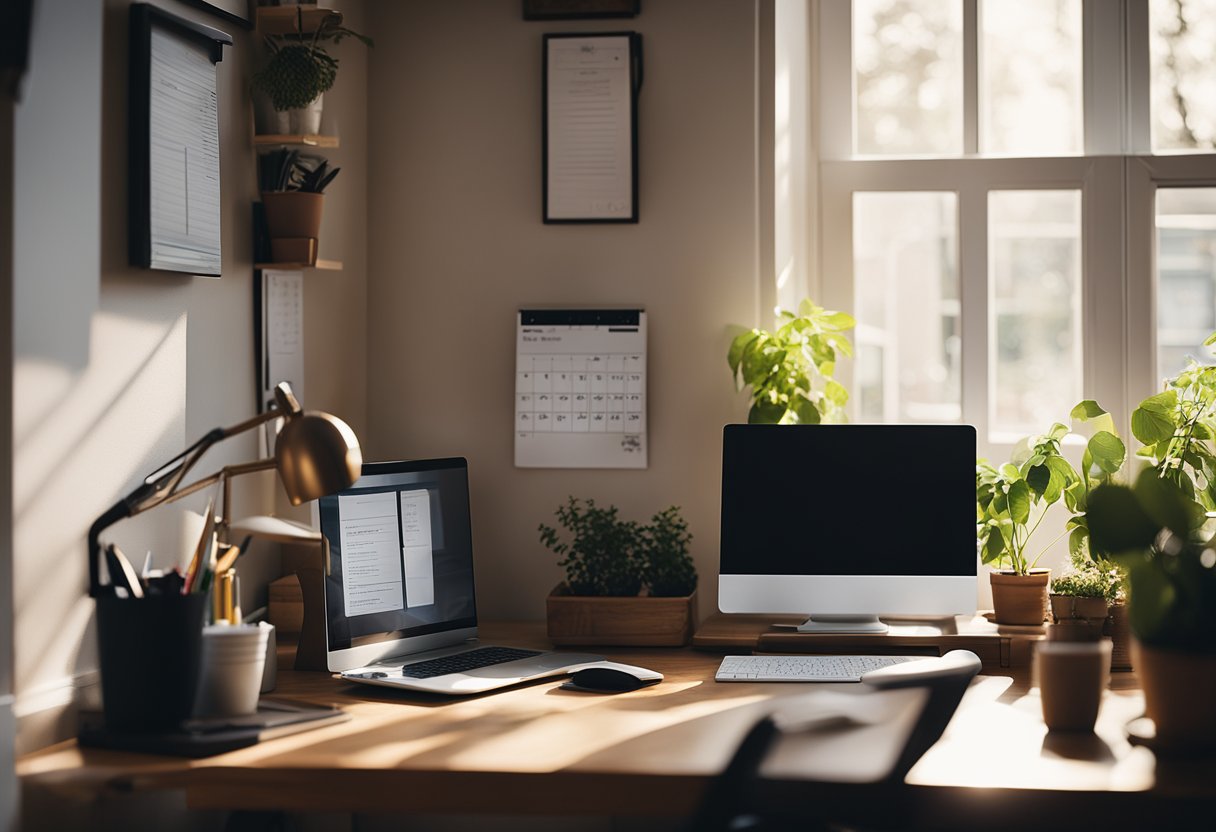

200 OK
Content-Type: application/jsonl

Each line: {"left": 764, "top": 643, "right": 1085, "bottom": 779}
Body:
{"left": 524, "top": 0, "right": 639, "bottom": 20}
{"left": 181, "top": 0, "right": 253, "bottom": 29}
{"left": 129, "top": 4, "right": 232, "bottom": 275}
{"left": 543, "top": 32, "right": 643, "bottom": 223}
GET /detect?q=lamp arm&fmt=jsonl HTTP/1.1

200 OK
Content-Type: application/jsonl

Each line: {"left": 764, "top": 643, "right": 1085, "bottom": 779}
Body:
{"left": 88, "top": 406, "right": 285, "bottom": 597}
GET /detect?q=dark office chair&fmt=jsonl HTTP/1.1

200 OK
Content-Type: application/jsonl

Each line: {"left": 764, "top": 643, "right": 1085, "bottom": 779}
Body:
{"left": 687, "top": 650, "right": 983, "bottom": 832}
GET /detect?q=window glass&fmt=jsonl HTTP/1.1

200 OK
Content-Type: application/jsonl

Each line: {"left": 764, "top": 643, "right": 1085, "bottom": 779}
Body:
{"left": 989, "top": 190, "right": 1082, "bottom": 437}
{"left": 1151, "top": 0, "right": 1216, "bottom": 152}
{"left": 854, "top": 192, "right": 961, "bottom": 422}
{"left": 1156, "top": 188, "right": 1216, "bottom": 380}
{"left": 981, "top": 0, "right": 1082, "bottom": 155}
{"left": 854, "top": 0, "right": 963, "bottom": 156}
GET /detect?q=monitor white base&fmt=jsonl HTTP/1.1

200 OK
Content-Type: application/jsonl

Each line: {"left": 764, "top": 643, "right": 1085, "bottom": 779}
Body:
{"left": 795, "top": 614, "right": 889, "bottom": 634}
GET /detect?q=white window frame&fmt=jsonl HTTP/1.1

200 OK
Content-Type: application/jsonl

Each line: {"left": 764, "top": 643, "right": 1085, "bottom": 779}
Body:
{"left": 808, "top": 0, "right": 1216, "bottom": 462}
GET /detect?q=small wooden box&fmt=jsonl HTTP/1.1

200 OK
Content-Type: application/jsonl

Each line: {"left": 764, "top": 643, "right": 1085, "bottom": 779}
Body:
{"left": 546, "top": 585, "right": 698, "bottom": 647}
{"left": 268, "top": 574, "right": 304, "bottom": 635}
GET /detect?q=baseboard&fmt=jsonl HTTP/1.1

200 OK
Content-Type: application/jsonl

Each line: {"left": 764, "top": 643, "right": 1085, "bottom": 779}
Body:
{"left": 13, "top": 672, "right": 99, "bottom": 756}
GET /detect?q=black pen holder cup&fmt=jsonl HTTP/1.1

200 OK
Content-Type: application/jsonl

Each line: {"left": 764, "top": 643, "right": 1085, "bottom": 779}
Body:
{"left": 96, "top": 593, "right": 208, "bottom": 733}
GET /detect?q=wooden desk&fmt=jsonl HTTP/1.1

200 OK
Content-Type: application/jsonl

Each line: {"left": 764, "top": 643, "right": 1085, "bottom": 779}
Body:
{"left": 16, "top": 622, "right": 1216, "bottom": 828}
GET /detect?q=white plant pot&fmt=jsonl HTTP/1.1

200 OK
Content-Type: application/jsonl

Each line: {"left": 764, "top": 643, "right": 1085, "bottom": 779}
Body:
{"left": 273, "top": 95, "right": 323, "bottom": 135}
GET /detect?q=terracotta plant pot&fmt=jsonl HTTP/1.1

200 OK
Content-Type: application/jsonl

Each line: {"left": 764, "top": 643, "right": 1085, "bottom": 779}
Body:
{"left": 990, "top": 570, "right": 1050, "bottom": 625}
{"left": 1049, "top": 594, "right": 1110, "bottom": 629}
{"left": 1133, "top": 640, "right": 1216, "bottom": 750}
{"left": 261, "top": 191, "right": 324, "bottom": 240}
{"left": 546, "top": 584, "right": 698, "bottom": 647}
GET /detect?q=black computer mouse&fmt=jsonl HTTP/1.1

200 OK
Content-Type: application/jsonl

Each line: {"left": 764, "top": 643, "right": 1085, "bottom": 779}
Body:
{"left": 561, "top": 662, "right": 663, "bottom": 693}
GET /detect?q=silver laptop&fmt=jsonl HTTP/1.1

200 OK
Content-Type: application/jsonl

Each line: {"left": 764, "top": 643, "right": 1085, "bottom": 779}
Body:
{"left": 318, "top": 458, "right": 602, "bottom": 695}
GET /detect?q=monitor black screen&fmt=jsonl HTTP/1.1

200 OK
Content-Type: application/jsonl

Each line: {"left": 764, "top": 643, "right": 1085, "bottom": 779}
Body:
{"left": 720, "top": 424, "right": 976, "bottom": 577}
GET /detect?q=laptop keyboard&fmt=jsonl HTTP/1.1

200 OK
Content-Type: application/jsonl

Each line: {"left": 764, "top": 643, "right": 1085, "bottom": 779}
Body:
{"left": 399, "top": 646, "right": 543, "bottom": 679}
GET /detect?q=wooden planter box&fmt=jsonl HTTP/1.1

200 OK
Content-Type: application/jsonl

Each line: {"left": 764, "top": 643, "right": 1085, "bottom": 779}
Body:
{"left": 546, "top": 584, "right": 698, "bottom": 647}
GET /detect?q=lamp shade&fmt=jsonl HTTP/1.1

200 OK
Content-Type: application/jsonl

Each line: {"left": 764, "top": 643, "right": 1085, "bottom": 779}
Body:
{"left": 275, "top": 410, "right": 363, "bottom": 505}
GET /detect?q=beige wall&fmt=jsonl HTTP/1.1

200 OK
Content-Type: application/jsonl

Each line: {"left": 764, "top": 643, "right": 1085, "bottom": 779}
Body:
{"left": 10, "top": 0, "right": 368, "bottom": 753}
{"left": 366, "top": 0, "right": 762, "bottom": 619}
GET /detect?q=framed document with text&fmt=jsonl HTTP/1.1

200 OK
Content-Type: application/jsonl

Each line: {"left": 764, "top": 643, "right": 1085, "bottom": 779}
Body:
{"left": 129, "top": 4, "right": 231, "bottom": 275}
{"left": 543, "top": 33, "right": 642, "bottom": 223}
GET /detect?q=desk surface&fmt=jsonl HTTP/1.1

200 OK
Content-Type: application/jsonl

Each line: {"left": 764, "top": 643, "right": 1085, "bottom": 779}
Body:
{"left": 17, "top": 621, "right": 1216, "bottom": 827}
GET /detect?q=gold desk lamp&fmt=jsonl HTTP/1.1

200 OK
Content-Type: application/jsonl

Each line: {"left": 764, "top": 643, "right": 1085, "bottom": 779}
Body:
{"left": 87, "top": 382, "right": 362, "bottom": 598}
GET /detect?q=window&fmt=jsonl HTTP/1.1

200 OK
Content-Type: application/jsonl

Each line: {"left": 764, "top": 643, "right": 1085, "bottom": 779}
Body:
{"left": 812, "top": 1, "right": 1216, "bottom": 455}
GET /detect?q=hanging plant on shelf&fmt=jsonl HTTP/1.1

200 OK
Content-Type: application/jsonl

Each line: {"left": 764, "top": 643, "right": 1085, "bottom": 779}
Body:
{"left": 252, "top": 11, "right": 372, "bottom": 132}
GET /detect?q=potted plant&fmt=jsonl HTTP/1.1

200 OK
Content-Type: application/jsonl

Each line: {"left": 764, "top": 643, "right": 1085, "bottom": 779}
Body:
{"left": 1088, "top": 469, "right": 1216, "bottom": 750}
{"left": 1084, "top": 338, "right": 1216, "bottom": 725}
{"left": 1049, "top": 552, "right": 1121, "bottom": 627}
{"left": 259, "top": 150, "right": 340, "bottom": 263}
{"left": 540, "top": 498, "right": 698, "bottom": 647}
{"left": 253, "top": 12, "right": 372, "bottom": 135}
{"left": 727, "top": 298, "right": 855, "bottom": 424}
{"left": 976, "top": 422, "right": 1080, "bottom": 625}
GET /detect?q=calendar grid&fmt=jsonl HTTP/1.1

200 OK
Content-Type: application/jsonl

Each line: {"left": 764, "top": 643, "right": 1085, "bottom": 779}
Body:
{"left": 515, "top": 310, "right": 647, "bottom": 468}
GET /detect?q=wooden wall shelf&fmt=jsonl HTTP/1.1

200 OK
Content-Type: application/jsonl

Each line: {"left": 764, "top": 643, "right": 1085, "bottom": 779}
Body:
{"left": 255, "top": 5, "right": 343, "bottom": 36}
{"left": 254, "top": 134, "right": 340, "bottom": 149}
{"left": 255, "top": 259, "right": 342, "bottom": 272}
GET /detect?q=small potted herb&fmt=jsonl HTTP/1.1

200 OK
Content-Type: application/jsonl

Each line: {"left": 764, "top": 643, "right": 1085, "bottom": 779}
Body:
{"left": 540, "top": 498, "right": 698, "bottom": 646}
{"left": 1048, "top": 552, "right": 1121, "bottom": 628}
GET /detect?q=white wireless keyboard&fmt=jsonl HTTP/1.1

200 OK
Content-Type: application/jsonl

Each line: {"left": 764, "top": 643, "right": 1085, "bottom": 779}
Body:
{"left": 715, "top": 654, "right": 927, "bottom": 683}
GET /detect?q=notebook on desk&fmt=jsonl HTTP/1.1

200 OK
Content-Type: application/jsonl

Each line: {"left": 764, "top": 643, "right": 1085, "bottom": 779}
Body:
{"left": 317, "top": 458, "right": 602, "bottom": 695}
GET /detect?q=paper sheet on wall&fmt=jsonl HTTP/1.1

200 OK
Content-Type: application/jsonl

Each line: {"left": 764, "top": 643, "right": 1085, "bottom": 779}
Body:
{"left": 545, "top": 34, "right": 636, "bottom": 220}
{"left": 261, "top": 269, "right": 304, "bottom": 451}
{"left": 515, "top": 309, "right": 647, "bottom": 468}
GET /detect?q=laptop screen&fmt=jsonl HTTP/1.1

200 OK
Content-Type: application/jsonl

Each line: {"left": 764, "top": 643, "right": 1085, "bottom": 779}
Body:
{"left": 318, "top": 458, "right": 478, "bottom": 656}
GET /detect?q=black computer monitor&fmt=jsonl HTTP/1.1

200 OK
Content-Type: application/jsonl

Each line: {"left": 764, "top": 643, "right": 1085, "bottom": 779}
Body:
{"left": 718, "top": 424, "right": 977, "bottom": 632}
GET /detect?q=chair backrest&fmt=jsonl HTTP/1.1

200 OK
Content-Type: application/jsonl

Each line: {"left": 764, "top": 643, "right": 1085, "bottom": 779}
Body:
{"left": 686, "top": 650, "right": 982, "bottom": 832}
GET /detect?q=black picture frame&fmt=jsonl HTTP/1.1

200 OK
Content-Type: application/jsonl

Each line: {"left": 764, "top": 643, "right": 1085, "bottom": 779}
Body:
{"left": 128, "top": 4, "right": 232, "bottom": 275}
{"left": 524, "top": 0, "right": 639, "bottom": 20}
{"left": 542, "top": 32, "right": 643, "bottom": 224}
{"left": 181, "top": 0, "right": 253, "bottom": 29}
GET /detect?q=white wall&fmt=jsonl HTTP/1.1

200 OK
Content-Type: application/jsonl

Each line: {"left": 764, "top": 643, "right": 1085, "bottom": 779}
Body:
{"left": 366, "top": 0, "right": 762, "bottom": 619}
{"left": 10, "top": 0, "right": 370, "bottom": 755}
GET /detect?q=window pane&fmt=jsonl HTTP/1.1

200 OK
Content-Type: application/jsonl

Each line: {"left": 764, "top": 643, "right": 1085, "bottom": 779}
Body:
{"left": 854, "top": 192, "right": 961, "bottom": 422}
{"left": 1151, "top": 0, "right": 1216, "bottom": 152}
{"left": 1156, "top": 188, "right": 1216, "bottom": 380}
{"left": 981, "top": 0, "right": 1082, "bottom": 155}
{"left": 989, "top": 191, "right": 1082, "bottom": 437}
{"left": 854, "top": 0, "right": 963, "bottom": 156}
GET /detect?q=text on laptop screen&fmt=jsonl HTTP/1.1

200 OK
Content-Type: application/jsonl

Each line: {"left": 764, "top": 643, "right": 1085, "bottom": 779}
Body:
{"left": 319, "top": 459, "right": 477, "bottom": 652}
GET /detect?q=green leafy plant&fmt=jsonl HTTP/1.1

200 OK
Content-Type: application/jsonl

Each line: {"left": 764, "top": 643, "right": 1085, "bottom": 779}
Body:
{"left": 1081, "top": 334, "right": 1216, "bottom": 651}
{"left": 976, "top": 421, "right": 1080, "bottom": 576}
{"left": 977, "top": 400, "right": 1127, "bottom": 578}
{"left": 1129, "top": 335, "right": 1216, "bottom": 516}
{"left": 258, "top": 150, "right": 340, "bottom": 194}
{"left": 727, "top": 299, "right": 855, "bottom": 424}
{"left": 539, "top": 498, "right": 697, "bottom": 597}
{"left": 253, "top": 15, "right": 373, "bottom": 112}
{"left": 640, "top": 507, "right": 696, "bottom": 597}
{"left": 1063, "top": 400, "right": 1128, "bottom": 562}
{"left": 1088, "top": 469, "right": 1216, "bottom": 652}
